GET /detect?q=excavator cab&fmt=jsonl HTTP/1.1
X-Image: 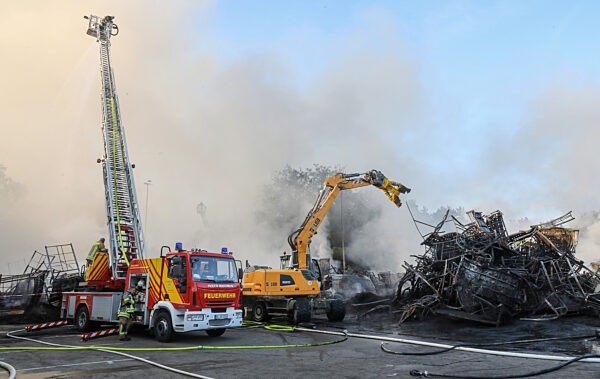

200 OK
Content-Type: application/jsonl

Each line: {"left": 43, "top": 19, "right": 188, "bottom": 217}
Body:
{"left": 280, "top": 252, "right": 291, "bottom": 269}
{"left": 281, "top": 251, "right": 322, "bottom": 283}
{"left": 309, "top": 258, "right": 322, "bottom": 283}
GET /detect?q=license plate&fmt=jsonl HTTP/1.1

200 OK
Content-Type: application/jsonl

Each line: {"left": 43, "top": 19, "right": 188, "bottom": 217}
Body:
{"left": 214, "top": 314, "right": 228, "bottom": 320}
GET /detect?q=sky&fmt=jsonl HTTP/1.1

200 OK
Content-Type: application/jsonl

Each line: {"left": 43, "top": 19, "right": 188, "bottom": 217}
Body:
{"left": 1, "top": 1, "right": 600, "bottom": 273}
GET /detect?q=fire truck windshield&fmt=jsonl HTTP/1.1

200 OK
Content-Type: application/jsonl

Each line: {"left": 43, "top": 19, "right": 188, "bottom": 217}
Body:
{"left": 190, "top": 256, "right": 238, "bottom": 283}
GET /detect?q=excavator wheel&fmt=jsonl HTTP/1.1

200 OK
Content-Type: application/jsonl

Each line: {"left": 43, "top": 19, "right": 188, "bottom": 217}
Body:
{"left": 252, "top": 301, "right": 270, "bottom": 322}
{"left": 326, "top": 299, "right": 346, "bottom": 322}
{"left": 292, "top": 299, "right": 311, "bottom": 324}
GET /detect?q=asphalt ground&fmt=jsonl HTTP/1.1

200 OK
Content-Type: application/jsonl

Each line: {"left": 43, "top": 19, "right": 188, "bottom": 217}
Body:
{"left": 0, "top": 314, "right": 598, "bottom": 378}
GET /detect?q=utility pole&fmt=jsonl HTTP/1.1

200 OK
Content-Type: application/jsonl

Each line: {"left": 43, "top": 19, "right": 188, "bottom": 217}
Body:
{"left": 341, "top": 191, "right": 345, "bottom": 274}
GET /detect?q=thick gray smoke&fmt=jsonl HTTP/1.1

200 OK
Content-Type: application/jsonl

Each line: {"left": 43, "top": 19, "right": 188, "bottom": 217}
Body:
{"left": 0, "top": 3, "right": 422, "bottom": 272}
{"left": 0, "top": 2, "right": 598, "bottom": 275}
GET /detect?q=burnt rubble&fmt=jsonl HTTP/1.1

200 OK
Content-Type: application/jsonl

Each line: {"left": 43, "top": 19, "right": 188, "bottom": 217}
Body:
{"left": 391, "top": 210, "right": 600, "bottom": 325}
{"left": 0, "top": 244, "right": 82, "bottom": 321}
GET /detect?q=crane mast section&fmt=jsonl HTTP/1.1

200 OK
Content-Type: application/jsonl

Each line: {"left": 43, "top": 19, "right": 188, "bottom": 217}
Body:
{"left": 86, "top": 15, "right": 145, "bottom": 279}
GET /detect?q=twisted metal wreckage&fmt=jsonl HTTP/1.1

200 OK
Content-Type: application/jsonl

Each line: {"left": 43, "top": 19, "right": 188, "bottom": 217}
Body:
{"left": 3, "top": 211, "right": 600, "bottom": 327}
{"left": 387, "top": 210, "right": 600, "bottom": 326}
{"left": 0, "top": 244, "right": 81, "bottom": 320}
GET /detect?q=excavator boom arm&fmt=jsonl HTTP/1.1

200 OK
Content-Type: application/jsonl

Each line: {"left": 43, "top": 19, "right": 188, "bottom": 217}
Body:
{"left": 288, "top": 170, "right": 410, "bottom": 270}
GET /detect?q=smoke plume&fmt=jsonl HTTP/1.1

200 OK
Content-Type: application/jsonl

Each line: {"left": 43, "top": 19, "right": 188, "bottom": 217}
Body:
{"left": 1, "top": 2, "right": 598, "bottom": 276}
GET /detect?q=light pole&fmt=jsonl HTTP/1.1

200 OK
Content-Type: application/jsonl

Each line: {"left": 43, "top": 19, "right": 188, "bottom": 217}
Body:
{"left": 340, "top": 191, "right": 345, "bottom": 274}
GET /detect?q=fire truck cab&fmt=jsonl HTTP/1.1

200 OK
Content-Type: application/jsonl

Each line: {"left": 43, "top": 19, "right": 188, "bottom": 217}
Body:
{"left": 134, "top": 248, "right": 243, "bottom": 341}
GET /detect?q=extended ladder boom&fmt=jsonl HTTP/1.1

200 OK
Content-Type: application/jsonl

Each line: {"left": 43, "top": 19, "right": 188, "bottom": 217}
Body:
{"left": 85, "top": 15, "right": 145, "bottom": 279}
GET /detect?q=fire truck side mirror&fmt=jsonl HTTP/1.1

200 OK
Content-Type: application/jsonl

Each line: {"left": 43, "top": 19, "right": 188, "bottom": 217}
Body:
{"left": 160, "top": 246, "right": 171, "bottom": 257}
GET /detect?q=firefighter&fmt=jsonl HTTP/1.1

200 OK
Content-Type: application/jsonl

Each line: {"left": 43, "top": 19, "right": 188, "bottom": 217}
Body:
{"left": 134, "top": 279, "right": 146, "bottom": 305}
{"left": 117, "top": 285, "right": 136, "bottom": 341}
{"left": 86, "top": 237, "right": 108, "bottom": 265}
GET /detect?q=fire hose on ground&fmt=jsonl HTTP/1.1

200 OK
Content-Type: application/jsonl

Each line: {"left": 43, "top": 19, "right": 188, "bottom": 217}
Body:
{"left": 3, "top": 321, "right": 598, "bottom": 378}
{"left": 0, "top": 361, "right": 16, "bottom": 379}
{"left": 3, "top": 324, "right": 347, "bottom": 378}
{"left": 295, "top": 326, "right": 600, "bottom": 377}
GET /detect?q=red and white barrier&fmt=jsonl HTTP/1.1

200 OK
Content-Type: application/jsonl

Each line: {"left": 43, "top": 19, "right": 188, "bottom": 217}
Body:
{"left": 25, "top": 320, "right": 68, "bottom": 332}
{"left": 81, "top": 328, "right": 119, "bottom": 341}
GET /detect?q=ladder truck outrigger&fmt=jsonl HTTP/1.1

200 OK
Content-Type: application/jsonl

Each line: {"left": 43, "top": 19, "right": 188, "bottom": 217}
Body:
{"left": 60, "top": 15, "right": 243, "bottom": 342}
{"left": 242, "top": 170, "right": 410, "bottom": 323}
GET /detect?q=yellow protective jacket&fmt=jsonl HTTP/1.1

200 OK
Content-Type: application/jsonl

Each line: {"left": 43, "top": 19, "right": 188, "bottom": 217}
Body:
{"left": 117, "top": 292, "right": 135, "bottom": 318}
{"left": 87, "top": 241, "right": 107, "bottom": 262}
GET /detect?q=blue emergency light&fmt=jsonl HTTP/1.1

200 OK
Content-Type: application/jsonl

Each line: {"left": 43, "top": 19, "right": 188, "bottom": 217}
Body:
{"left": 176, "top": 242, "right": 183, "bottom": 251}
{"left": 221, "top": 247, "right": 228, "bottom": 254}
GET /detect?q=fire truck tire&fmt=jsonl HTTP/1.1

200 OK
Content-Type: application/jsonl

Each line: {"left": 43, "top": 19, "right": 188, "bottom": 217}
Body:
{"left": 205, "top": 328, "right": 226, "bottom": 337}
{"left": 75, "top": 306, "right": 91, "bottom": 332}
{"left": 292, "top": 299, "right": 311, "bottom": 324}
{"left": 253, "top": 302, "right": 269, "bottom": 322}
{"left": 326, "top": 299, "right": 346, "bottom": 322}
{"left": 153, "top": 310, "right": 174, "bottom": 343}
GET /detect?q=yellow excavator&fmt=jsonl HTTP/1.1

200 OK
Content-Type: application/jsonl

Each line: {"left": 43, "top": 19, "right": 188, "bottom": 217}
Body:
{"left": 242, "top": 170, "right": 410, "bottom": 323}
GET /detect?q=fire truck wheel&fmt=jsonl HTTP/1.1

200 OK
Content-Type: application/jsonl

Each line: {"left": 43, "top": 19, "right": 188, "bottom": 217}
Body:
{"left": 75, "top": 306, "right": 91, "bottom": 332}
{"left": 253, "top": 302, "right": 269, "bottom": 322}
{"left": 154, "top": 310, "right": 174, "bottom": 342}
{"left": 326, "top": 299, "right": 346, "bottom": 322}
{"left": 205, "top": 328, "right": 226, "bottom": 337}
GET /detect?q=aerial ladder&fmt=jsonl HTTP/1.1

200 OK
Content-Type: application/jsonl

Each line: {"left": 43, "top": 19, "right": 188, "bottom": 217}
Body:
{"left": 61, "top": 16, "right": 243, "bottom": 340}
{"left": 84, "top": 15, "right": 145, "bottom": 285}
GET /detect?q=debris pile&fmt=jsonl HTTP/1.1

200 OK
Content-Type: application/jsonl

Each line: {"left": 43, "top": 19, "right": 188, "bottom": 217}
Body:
{"left": 0, "top": 244, "right": 81, "bottom": 321}
{"left": 316, "top": 258, "right": 401, "bottom": 302}
{"left": 392, "top": 210, "right": 600, "bottom": 325}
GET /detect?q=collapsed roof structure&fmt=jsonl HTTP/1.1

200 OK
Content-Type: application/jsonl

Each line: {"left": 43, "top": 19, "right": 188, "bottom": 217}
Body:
{"left": 391, "top": 210, "right": 600, "bottom": 325}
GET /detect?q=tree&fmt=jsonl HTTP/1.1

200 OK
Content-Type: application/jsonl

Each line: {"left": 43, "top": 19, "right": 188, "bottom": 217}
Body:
{"left": 256, "top": 164, "right": 381, "bottom": 264}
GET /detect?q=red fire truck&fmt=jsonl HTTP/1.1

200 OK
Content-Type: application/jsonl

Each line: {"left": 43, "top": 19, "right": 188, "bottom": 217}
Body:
{"left": 62, "top": 245, "right": 243, "bottom": 341}
{"left": 60, "top": 15, "right": 243, "bottom": 342}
